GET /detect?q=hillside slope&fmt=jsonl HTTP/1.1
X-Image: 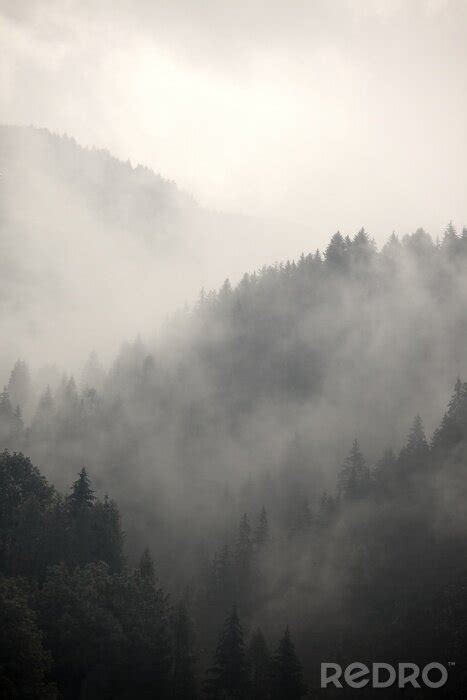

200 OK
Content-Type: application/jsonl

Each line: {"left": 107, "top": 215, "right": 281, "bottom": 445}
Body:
{"left": 0, "top": 125, "right": 304, "bottom": 372}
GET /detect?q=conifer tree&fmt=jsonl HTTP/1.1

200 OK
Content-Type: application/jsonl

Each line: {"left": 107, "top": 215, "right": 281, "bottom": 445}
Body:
{"left": 432, "top": 377, "right": 467, "bottom": 449}
{"left": 0, "top": 388, "right": 13, "bottom": 419}
{"left": 32, "top": 386, "right": 54, "bottom": 436}
{"left": 338, "top": 439, "right": 370, "bottom": 500}
{"left": 94, "top": 495, "right": 124, "bottom": 572}
{"left": 397, "top": 415, "right": 430, "bottom": 481}
{"left": 325, "top": 231, "right": 349, "bottom": 270}
{"left": 270, "top": 627, "right": 306, "bottom": 700}
{"left": 441, "top": 220, "right": 459, "bottom": 256}
{"left": 248, "top": 628, "right": 270, "bottom": 700}
{"left": 205, "top": 608, "right": 250, "bottom": 699}
{"left": 130, "top": 548, "right": 171, "bottom": 696}
{"left": 7, "top": 360, "right": 32, "bottom": 418}
{"left": 351, "top": 227, "right": 376, "bottom": 265}
{"left": 0, "top": 389, "right": 23, "bottom": 448}
{"left": 68, "top": 467, "right": 95, "bottom": 513}
{"left": 405, "top": 415, "right": 428, "bottom": 455}
{"left": 171, "top": 603, "right": 197, "bottom": 699}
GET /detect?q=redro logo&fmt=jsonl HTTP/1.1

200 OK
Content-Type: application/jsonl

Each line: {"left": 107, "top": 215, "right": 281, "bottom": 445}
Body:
{"left": 321, "top": 662, "right": 448, "bottom": 689}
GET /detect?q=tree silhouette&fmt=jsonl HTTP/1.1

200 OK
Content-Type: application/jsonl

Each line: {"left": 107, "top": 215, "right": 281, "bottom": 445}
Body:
{"left": 171, "top": 603, "right": 197, "bottom": 699}
{"left": 248, "top": 628, "right": 270, "bottom": 700}
{"left": 270, "top": 627, "right": 306, "bottom": 699}
{"left": 68, "top": 467, "right": 95, "bottom": 513}
{"left": 338, "top": 439, "right": 370, "bottom": 499}
{"left": 205, "top": 608, "right": 249, "bottom": 699}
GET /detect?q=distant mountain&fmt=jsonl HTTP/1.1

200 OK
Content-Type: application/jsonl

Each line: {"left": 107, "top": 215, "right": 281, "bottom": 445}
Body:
{"left": 0, "top": 125, "right": 195, "bottom": 243}
{"left": 0, "top": 125, "right": 305, "bottom": 373}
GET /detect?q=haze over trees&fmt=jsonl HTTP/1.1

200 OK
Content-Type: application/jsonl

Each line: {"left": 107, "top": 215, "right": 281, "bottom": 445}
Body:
{"left": 2, "top": 212, "right": 467, "bottom": 694}
{"left": 0, "top": 126, "right": 302, "bottom": 374}
{"left": 3, "top": 127, "right": 467, "bottom": 696}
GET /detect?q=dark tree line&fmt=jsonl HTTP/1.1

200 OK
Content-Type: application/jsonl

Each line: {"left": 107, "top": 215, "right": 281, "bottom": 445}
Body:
{"left": 0, "top": 451, "right": 306, "bottom": 698}
{"left": 3, "top": 225, "right": 467, "bottom": 696}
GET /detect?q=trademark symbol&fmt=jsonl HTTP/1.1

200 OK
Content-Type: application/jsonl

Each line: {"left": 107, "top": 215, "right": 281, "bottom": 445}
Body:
{"left": 448, "top": 662, "right": 456, "bottom": 667}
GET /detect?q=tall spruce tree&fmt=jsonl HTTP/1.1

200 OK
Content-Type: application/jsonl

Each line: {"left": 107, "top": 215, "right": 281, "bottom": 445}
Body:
{"left": 170, "top": 603, "right": 197, "bottom": 699}
{"left": 248, "top": 628, "right": 270, "bottom": 700}
{"left": 68, "top": 468, "right": 95, "bottom": 513}
{"left": 270, "top": 627, "right": 306, "bottom": 700}
{"left": 7, "top": 360, "right": 32, "bottom": 419}
{"left": 325, "top": 231, "right": 349, "bottom": 270}
{"left": 338, "top": 439, "right": 369, "bottom": 500}
{"left": 399, "top": 415, "right": 429, "bottom": 475}
{"left": 406, "top": 415, "right": 428, "bottom": 455}
{"left": 205, "top": 608, "right": 250, "bottom": 699}
{"left": 432, "top": 377, "right": 467, "bottom": 449}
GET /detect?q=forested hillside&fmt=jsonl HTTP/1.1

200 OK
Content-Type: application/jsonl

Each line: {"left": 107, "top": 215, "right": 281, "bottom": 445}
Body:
{"left": 3, "top": 375, "right": 467, "bottom": 696}
{"left": 0, "top": 126, "right": 302, "bottom": 374}
{"left": 0, "top": 125, "right": 195, "bottom": 235}
{"left": 2, "top": 225, "right": 467, "bottom": 696}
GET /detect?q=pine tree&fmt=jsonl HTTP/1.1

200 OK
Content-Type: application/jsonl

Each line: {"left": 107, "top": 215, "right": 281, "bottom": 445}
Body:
{"left": 404, "top": 227, "right": 434, "bottom": 256}
{"left": 383, "top": 231, "right": 402, "bottom": 253}
{"left": 248, "top": 628, "right": 270, "bottom": 700}
{"left": 171, "top": 603, "right": 197, "bottom": 699}
{"left": 131, "top": 549, "right": 172, "bottom": 696}
{"left": 270, "top": 627, "right": 306, "bottom": 699}
{"left": 325, "top": 231, "right": 349, "bottom": 270}
{"left": 31, "top": 385, "right": 55, "bottom": 439}
{"left": 441, "top": 220, "right": 459, "bottom": 256}
{"left": 406, "top": 415, "right": 428, "bottom": 455}
{"left": 432, "top": 377, "right": 467, "bottom": 449}
{"left": 351, "top": 227, "right": 376, "bottom": 265}
{"left": 66, "top": 469, "right": 97, "bottom": 566}
{"left": 7, "top": 360, "right": 32, "bottom": 418}
{"left": 460, "top": 226, "right": 467, "bottom": 256}
{"left": 338, "top": 439, "right": 370, "bottom": 500}
{"left": 0, "top": 389, "right": 22, "bottom": 449}
{"left": 205, "top": 608, "right": 250, "bottom": 699}
{"left": 93, "top": 495, "right": 124, "bottom": 572}
{"left": 398, "top": 415, "right": 430, "bottom": 478}
{"left": 68, "top": 467, "right": 95, "bottom": 513}
{"left": 0, "top": 389, "right": 13, "bottom": 419}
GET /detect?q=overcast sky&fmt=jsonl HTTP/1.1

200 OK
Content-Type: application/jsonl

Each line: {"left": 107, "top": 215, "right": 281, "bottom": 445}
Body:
{"left": 1, "top": 0, "right": 467, "bottom": 247}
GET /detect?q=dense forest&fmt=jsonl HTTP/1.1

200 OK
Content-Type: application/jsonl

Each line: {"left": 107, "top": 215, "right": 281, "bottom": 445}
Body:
{"left": 2, "top": 224, "right": 467, "bottom": 696}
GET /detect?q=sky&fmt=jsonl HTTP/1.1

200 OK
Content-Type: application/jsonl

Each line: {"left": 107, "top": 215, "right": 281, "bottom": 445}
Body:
{"left": 1, "top": 0, "right": 467, "bottom": 247}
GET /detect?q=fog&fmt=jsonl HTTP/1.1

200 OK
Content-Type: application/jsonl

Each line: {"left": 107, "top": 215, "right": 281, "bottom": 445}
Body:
{"left": 2, "top": 0, "right": 467, "bottom": 237}
{"left": 2, "top": 0, "right": 467, "bottom": 368}
{"left": 2, "top": 2, "right": 467, "bottom": 698}
{"left": 0, "top": 125, "right": 308, "bottom": 372}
